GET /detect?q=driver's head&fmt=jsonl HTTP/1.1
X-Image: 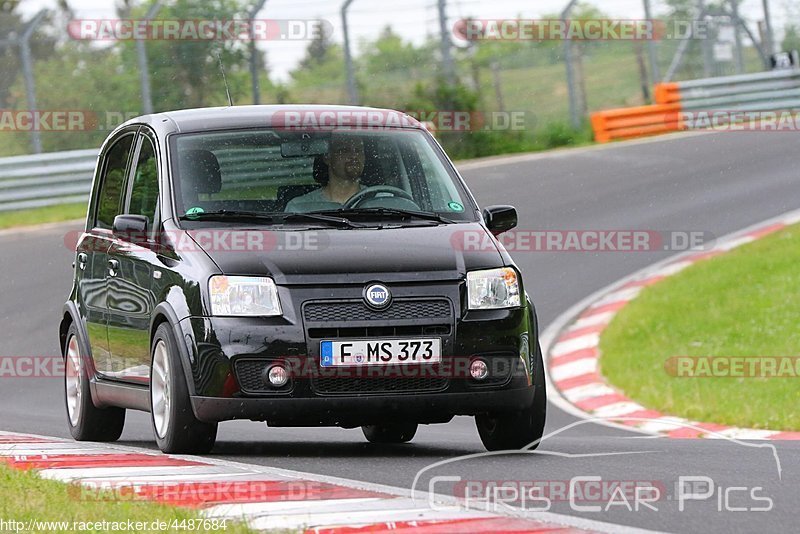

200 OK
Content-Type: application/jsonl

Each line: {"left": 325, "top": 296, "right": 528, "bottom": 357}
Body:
{"left": 324, "top": 134, "right": 365, "bottom": 184}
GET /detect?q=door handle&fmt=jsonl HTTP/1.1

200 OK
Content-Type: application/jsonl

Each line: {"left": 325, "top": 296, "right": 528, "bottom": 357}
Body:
{"left": 76, "top": 253, "right": 87, "bottom": 271}
{"left": 108, "top": 258, "right": 119, "bottom": 276}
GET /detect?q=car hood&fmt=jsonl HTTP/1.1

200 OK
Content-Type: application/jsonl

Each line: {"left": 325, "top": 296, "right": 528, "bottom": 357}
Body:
{"left": 188, "top": 222, "right": 505, "bottom": 285}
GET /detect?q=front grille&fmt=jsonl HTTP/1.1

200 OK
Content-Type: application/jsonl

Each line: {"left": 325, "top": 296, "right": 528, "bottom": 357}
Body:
{"left": 312, "top": 375, "right": 448, "bottom": 395}
{"left": 304, "top": 299, "right": 452, "bottom": 323}
{"left": 308, "top": 325, "right": 450, "bottom": 339}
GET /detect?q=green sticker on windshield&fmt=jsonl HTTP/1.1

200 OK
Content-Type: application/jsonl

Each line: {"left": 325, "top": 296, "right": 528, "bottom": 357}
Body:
{"left": 185, "top": 206, "right": 205, "bottom": 218}
{"left": 447, "top": 201, "right": 464, "bottom": 212}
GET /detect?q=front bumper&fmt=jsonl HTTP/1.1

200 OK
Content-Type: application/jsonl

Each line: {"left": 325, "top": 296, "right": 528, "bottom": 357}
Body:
{"left": 190, "top": 387, "right": 536, "bottom": 426}
{"left": 176, "top": 283, "right": 538, "bottom": 425}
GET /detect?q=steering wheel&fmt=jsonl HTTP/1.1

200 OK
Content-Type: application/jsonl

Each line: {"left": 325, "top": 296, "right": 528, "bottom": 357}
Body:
{"left": 342, "top": 185, "right": 415, "bottom": 209}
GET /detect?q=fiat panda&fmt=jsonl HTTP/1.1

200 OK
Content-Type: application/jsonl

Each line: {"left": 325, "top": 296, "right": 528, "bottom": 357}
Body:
{"left": 59, "top": 106, "right": 546, "bottom": 453}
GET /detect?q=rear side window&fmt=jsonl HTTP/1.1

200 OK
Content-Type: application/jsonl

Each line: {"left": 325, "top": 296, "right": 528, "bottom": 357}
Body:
{"left": 96, "top": 134, "right": 135, "bottom": 229}
{"left": 127, "top": 137, "right": 159, "bottom": 224}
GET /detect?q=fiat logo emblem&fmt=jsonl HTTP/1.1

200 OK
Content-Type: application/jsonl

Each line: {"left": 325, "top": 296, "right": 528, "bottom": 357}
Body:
{"left": 364, "top": 283, "right": 391, "bottom": 309}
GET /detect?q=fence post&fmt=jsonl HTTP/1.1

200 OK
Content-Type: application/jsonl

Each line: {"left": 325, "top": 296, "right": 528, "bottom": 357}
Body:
{"left": 561, "top": 0, "right": 580, "bottom": 128}
{"left": 341, "top": 0, "right": 359, "bottom": 105}
{"left": 249, "top": 0, "right": 268, "bottom": 105}
{"left": 137, "top": 1, "right": 162, "bottom": 115}
{"left": 19, "top": 10, "right": 48, "bottom": 155}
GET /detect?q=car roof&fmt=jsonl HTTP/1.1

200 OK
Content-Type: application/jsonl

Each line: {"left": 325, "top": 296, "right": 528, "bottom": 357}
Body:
{"left": 124, "top": 105, "right": 425, "bottom": 135}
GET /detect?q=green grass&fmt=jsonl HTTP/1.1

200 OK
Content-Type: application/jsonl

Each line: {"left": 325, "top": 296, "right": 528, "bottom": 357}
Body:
{"left": 0, "top": 203, "right": 86, "bottom": 230}
{"left": 600, "top": 224, "right": 800, "bottom": 431}
{"left": 0, "top": 464, "right": 256, "bottom": 533}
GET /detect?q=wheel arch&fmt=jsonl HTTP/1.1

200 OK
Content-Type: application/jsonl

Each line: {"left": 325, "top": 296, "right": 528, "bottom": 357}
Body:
{"left": 150, "top": 302, "right": 197, "bottom": 397}
{"left": 60, "top": 302, "right": 90, "bottom": 361}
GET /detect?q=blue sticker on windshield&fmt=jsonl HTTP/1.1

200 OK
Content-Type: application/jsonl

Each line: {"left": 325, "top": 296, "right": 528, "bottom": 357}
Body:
{"left": 185, "top": 207, "right": 205, "bottom": 218}
{"left": 447, "top": 201, "right": 464, "bottom": 212}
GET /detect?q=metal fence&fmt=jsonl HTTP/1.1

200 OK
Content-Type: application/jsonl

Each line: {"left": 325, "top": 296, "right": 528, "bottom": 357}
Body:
{"left": 0, "top": 145, "right": 332, "bottom": 213}
{"left": 0, "top": 149, "right": 97, "bottom": 212}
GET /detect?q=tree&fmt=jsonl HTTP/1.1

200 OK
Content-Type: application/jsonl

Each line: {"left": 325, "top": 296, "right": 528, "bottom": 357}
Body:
{"left": 354, "top": 27, "right": 435, "bottom": 107}
{"left": 118, "top": 0, "right": 253, "bottom": 111}
{"left": 288, "top": 26, "right": 345, "bottom": 102}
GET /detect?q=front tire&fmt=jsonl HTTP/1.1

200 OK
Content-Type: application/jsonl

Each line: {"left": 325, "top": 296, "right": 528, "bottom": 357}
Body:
{"left": 150, "top": 323, "right": 217, "bottom": 454}
{"left": 362, "top": 422, "right": 418, "bottom": 444}
{"left": 64, "top": 323, "right": 125, "bottom": 442}
{"left": 476, "top": 340, "right": 547, "bottom": 451}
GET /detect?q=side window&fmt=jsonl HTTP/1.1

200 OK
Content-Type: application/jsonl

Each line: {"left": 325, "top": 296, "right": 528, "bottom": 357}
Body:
{"left": 96, "top": 134, "right": 135, "bottom": 229}
{"left": 127, "top": 137, "right": 159, "bottom": 225}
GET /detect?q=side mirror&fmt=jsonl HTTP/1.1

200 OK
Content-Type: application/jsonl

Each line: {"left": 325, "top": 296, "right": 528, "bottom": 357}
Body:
{"left": 113, "top": 214, "right": 148, "bottom": 238}
{"left": 483, "top": 205, "right": 517, "bottom": 236}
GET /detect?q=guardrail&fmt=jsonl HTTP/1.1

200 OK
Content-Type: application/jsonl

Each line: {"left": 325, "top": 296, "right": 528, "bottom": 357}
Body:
{"left": 0, "top": 149, "right": 97, "bottom": 212}
{"left": 592, "top": 68, "right": 800, "bottom": 143}
{"left": 0, "top": 146, "right": 322, "bottom": 213}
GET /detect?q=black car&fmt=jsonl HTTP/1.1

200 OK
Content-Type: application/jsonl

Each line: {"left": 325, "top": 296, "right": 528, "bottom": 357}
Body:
{"left": 59, "top": 105, "right": 546, "bottom": 453}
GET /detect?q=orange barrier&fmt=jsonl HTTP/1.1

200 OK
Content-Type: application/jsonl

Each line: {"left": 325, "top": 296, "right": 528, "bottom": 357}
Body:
{"left": 653, "top": 82, "right": 681, "bottom": 104}
{"left": 590, "top": 103, "right": 683, "bottom": 143}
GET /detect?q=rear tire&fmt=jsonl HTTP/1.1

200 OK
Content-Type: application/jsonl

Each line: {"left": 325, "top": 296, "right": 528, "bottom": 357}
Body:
{"left": 362, "top": 422, "right": 418, "bottom": 444}
{"left": 150, "top": 323, "right": 217, "bottom": 454}
{"left": 64, "top": 323, "right": 125, "bottom": 442}
{"left": 476, "top": 340, "right": 547, "bottom": 451}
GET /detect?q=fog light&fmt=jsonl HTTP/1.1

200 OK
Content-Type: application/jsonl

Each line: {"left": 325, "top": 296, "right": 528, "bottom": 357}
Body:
{"left": 470, "top": 359, "right": 489, "bottom": 381}
{"left": 266, "top": 365, "right": 289, "bottom": 387}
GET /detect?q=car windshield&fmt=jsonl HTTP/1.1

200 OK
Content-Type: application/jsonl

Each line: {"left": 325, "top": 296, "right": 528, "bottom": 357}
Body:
{"left": 170, "top": 128, "right": 475, "bottom": 225}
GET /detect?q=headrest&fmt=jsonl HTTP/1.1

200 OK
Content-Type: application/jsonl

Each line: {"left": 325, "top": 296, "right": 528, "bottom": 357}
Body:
{"left": 181, "top": 149, "right": 222, "bottom": 196}
{"left": 313, "top": 155, "right": 329, "bottom": 185}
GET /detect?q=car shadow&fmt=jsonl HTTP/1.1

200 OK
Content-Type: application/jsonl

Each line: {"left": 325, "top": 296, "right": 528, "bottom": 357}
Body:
{"left": 116, "top": 439, "right": 482, "bottom": 458}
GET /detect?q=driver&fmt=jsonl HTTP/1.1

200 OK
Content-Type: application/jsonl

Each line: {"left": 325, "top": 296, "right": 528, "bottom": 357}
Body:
{"left": 285, "top": 133, "right": 366, "bottom": 212}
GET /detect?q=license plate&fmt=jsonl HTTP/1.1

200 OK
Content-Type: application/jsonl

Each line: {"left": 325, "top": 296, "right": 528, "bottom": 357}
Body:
{"left": 320, "top": 338, "right": 441, "bottom": 367}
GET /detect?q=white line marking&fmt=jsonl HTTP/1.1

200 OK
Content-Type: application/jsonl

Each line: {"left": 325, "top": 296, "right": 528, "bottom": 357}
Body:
{"left": 561, "top": 383, "right": 616, "bottom": 403}
{"left": 711, "top": 429, "right": 780, "bottom": 441}
{"left": 549, "top": 358, "right": 598, "bottom": 382}
{"left": 591, "top": 402, "right": 645, "bottom": 418}
{"left": 550, "top": 334, "right": 599, "bottom": 357}
{"left": 589, "top": 286, "right": 642, "bottom": 308}
{"left": 650, "top": 260, "right": 693, "bottom": 278}
{"left": 205, "top": 497, "right": 387, "bottom": 518}
{"left": 569, "top": 311, "right": 616, "bottom": 330}
{"left": 716, "top": 235, "right": 755, "bottom": 251}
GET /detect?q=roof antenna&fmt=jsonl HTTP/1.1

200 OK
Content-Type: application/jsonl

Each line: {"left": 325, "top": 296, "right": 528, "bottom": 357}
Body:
{"left": 215, "top": 49, "right": 234, "bottom": 107}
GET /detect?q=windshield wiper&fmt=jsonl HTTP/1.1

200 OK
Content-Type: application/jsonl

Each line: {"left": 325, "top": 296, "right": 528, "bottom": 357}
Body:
{"left": 310, "top": 207, "right": 456, "bottom": 225}
{"left": 279, "top": 212, "right": 367, "bottom": 228}
{"left": 178, "top": 210, "right": 363, "bottom": 228}
{"left": 178, "top": 210, "right": 279, "bottom": 222}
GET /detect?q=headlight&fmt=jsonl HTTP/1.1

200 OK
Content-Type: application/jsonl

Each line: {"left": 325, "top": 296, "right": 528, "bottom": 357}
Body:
{"left": 467, "top": 267, "right": 521, "bottom": 310}
{"left": 208, "top": 276, "right": 282, "bottom": 317}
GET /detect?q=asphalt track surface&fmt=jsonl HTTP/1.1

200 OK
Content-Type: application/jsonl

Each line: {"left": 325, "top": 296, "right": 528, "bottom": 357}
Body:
{"left": 1, "top": 131, "right": 799, "bottom": 532}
